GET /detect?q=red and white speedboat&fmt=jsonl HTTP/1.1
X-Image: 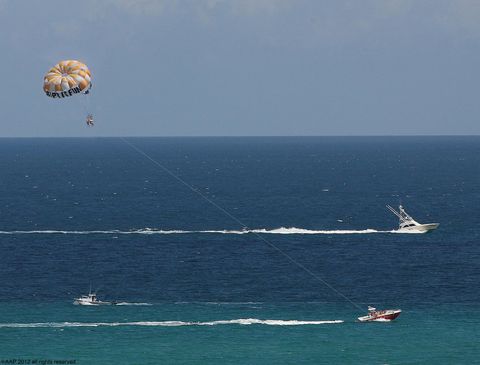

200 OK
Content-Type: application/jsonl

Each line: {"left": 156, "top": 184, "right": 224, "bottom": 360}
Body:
{"left": 358, "top": 306, "right": 402, "bottom": 322}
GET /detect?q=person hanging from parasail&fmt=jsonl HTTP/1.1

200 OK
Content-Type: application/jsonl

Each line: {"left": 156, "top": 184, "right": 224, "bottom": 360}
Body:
{"left": 43, "top": 60, "right": 94, "bottom": 126}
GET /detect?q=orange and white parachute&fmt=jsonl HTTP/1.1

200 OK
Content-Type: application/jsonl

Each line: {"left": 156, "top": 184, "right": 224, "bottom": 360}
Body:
{"left": 43, "top": 60, "right": 92, "bottom": 99}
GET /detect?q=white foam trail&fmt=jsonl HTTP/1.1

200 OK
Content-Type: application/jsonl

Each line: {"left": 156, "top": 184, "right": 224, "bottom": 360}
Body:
{"left": 114, "top": 302, "right": 152, "bottom": 306}
{"left": 0, "top": 318, "right": 343, "bottom": 328}
{"left": 390, "top": 229, "right": 428, "bottom": 234}
{"left": 247, "top": 228, "right": 381, "bottom": 235}
{"left": 0, "top": 230, "right": 123, "bottom": 235}
{"left": 0, "top": 227, "right": 413, "bottom": 235}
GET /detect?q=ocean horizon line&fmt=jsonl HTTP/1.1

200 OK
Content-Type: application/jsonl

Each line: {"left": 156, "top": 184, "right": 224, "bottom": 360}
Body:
{"left": 0, "top": 134, "right": 478, "bottom": 139}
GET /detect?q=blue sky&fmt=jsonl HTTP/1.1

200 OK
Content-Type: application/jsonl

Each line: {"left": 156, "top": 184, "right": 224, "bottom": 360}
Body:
{"left": 1, "top": 0, "right": 479, "bottom": 136}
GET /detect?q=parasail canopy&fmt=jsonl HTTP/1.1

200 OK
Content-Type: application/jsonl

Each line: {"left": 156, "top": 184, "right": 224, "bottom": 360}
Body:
{"left": 43, "top": 60, "right": 92, "bottom": 99}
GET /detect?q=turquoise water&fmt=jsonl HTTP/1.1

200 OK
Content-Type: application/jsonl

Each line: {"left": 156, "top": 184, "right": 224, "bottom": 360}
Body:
{"left": 0, "top": 303, "right": 477, "bottom": 364}
{"left": 0, "top": 303, "right": 479, "bottom": 364}
{"left": 0, "top": 137, "right": 479, "bottom": 363}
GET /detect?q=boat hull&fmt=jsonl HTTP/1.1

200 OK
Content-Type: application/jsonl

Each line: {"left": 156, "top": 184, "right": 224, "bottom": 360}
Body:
{"left": 397, "top": 223, "right": 439, "bottom": 234}
{"left": 74, "top": 299, "right": 114, "bottom": 306}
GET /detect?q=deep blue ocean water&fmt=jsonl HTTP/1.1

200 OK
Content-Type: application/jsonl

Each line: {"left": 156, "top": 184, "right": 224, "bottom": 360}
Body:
{"left": 0, "top": 137, "right": 478, "bottom": 364}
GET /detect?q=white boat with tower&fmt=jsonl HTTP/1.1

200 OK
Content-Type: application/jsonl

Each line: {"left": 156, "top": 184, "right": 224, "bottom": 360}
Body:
{"left": 386, "top": 205, "right": 439, "bottom": 233}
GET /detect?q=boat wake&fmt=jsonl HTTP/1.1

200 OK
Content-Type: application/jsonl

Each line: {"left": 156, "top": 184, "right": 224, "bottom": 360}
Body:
{"left": 0, "top": 227, "right": 415, "bottom": 235}
{"left": 0, "top": 318, "right": 343, "bottom": 328}
{"left": 114, "top": 302, "right": 152, "bottom": 306}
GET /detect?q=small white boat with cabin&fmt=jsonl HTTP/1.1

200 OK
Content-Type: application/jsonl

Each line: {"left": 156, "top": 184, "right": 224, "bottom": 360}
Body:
{"left": 386, "top": 205, "right": 439, "bottom": 233}
{"left": 73, "top": 290, "right": 115, "bottom": 306}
